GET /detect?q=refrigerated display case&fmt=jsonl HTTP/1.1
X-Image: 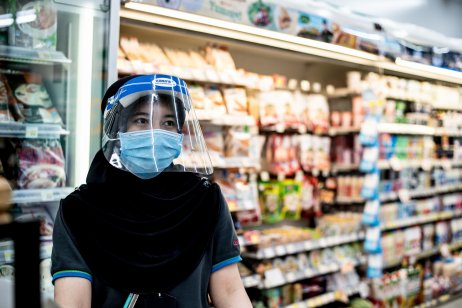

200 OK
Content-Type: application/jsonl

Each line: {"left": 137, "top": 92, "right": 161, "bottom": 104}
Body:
{"left": 0, "top": 0, "right": 119, "bottom": 300}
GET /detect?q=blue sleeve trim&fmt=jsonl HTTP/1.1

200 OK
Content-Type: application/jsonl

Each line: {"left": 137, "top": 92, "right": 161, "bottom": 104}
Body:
{"left": 52, "top": 270, "right": 92, "bottom": 283}
{"left": 123, "top": 293, "right": 134, "bottom": 308}
{"left": 212, "top": 256, "right": 242, "bottom": 273}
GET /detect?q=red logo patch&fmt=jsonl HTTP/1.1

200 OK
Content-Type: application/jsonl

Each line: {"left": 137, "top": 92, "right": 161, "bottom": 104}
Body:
{"left": 233, "top": 240, "right": 239, "bottom": 247}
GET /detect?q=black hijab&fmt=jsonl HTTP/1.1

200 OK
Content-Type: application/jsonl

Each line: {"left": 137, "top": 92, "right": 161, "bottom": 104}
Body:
{"left": 59, "top": 76, "right": 221, "bottom": 293}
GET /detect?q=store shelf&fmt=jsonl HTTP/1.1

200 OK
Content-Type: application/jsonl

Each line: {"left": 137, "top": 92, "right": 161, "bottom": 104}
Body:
{"left": 286, "top": 286, "right": 360, "bottom": 308}
{"left": 377, "top": 123, "right": 435, "bottom": 136}
{"left": 0, "top": 123, "right": 69, "bottom": 139}
{"left": 213, "top": 157, "right": 261, "bottom": 169}
{"left": 198, "top": 114, "right": 256, "bottom": 126}
{"left": 243, "top": 232, "right": 365, "bottom": 260}
{"left": 417, "top": 293, "right": 462, "bottom": 308}
{"left": 121, "top": 4, "right": 462, "bottom": 85}
{"left": 434, "top": 127, "right": 462, "bottom": 137}
{"left": 262, "top": 257, "right": 365, "bottom": 289}
{"left": 0, "top": 45, "right": 71, "bottom": 65}
{"left": 1, "top": 240, "right": 53, "bottom": 265}
{"left": 384, "top": 241, "right": 462, "bottom": 269}
{"left": 381, "top": 210, "right": 462, "bottom": 232}
{"left": 377, "top": 158, "right": 458, "bottom": 171}
{"left": 380, "top": 184, "right": 462, "bottom": 203}
{"left": 241, "top": 274, "right": 261, "bottom": 288}
{"left": 327, "top": 88, "right": 360, "bottom": 99}
{"left": 329, "top": 127, "right": 361, "bottom": 136}
{"left": 12, "top": 187, "right": 74, "bottom": 204}
{"left": 336, "top": 196, "right": 366, "bottom": 204}
{"left": 331, "top": 163, "right": 360, "bottom": 173}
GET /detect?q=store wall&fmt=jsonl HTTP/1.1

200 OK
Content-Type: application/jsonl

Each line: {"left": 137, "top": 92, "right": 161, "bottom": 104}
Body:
{"left": 325, "top": 0, "right": 462, "bottom": 38}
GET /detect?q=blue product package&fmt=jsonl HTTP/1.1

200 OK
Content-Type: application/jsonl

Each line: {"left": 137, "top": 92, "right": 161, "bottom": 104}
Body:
{"left": 364, "top": 227, "right": 382, "bottom": 254}
{"left": 362, "top": 199, "right": 380, "bottom": 227}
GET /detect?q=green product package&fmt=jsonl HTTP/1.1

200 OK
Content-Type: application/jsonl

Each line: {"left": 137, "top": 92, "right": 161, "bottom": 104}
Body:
{"left": 259, "top": 181, "right": 282, "bottom": 224}
{"left": 280, "top": 180, "right": 302, "bottom": 220}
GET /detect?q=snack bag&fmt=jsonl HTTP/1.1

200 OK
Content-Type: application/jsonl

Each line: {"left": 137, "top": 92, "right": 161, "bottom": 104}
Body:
{"left": 223, "top": 87, "right": 248, "bottom": 115}
{"left": 204, "top": 85, "right": 227, "bottom": 116}
{"left": 258, "top": 181, "right": 282, "bottom": 224}
{"left": 16, "top": 139, "right": 66, "bottom": 189}
{"left": 280, "top": 180, "right": 302, "bottom": 220}
{"left": 224, "top": 127, "right": 251, "bottom": 158}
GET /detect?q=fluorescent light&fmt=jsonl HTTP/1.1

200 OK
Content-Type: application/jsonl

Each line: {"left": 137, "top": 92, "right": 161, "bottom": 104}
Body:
{"left": 122, "top": 2, "right": 379, "bottom": 65}
{"left": 74, "top": 10, "right": 94, "bottom": 186}
{"left": 0, "top": 14, "right": 14, "bottom": 28}
{"left": 16, "top": 9, "right": 36, "bottom": 24}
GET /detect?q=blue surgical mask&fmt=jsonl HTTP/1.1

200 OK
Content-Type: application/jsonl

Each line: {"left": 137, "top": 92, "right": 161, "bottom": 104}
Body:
{"left": 119, "top": 129, "right": 183, "bottom": 179}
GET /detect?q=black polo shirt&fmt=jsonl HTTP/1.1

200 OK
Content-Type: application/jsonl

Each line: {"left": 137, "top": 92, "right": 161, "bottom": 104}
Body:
{"left": 51, "top": 195, "right": 241, "bottom": 308}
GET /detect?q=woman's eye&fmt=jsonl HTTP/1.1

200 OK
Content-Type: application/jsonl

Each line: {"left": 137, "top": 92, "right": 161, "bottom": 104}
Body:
{"left": 162, "top": 120, "right": 176, "bottom": 127}
{"left": 134, "top": 118, "right": 149, "bottom": 125}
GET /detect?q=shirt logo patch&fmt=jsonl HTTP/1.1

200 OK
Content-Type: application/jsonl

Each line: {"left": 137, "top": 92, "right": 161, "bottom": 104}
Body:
{"left": 233, "top": 240, "right": 239, "bottom": 247}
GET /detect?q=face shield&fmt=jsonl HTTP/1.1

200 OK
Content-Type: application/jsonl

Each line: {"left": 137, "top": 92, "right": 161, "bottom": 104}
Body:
{"left": 102, "top": 74, "right": 213, "bottom": 179}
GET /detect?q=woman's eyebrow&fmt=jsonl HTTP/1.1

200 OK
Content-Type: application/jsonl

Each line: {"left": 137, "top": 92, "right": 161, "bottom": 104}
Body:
{"left": 163, "top": 114, "right": 176, "bottom": 119}
{"left": 130, "top": 112, "right": 150, "bottom": 117}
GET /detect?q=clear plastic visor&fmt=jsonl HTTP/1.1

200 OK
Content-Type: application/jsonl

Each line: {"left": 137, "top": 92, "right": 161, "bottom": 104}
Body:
{"left": 102, "top": 86, "right": 213, "bottom": 177}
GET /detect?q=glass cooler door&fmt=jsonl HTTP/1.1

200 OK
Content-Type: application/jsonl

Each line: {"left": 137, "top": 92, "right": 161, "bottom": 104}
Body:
{"left": 0, "top": 0, "right": 116, "bottom": 300}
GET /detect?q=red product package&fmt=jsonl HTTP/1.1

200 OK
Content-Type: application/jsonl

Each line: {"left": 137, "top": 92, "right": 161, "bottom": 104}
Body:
{"left": 16, "top": 139, "right": 66, "bottom": 189}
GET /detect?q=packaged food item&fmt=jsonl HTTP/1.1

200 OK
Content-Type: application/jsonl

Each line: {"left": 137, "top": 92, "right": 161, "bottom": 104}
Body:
{"left": 204, "top": 45, "right": 236, "bottom": 71}
{"left": 201, "top": 124, "right": 224, "bottom": 164}
{"left": 13, "top": 205, "right": 54, "bottom": 238}
{"left": 364, "top": 227, "right": 381, "bottom": 254}
{"left": 223, "top": 87, "right": 248, "bottom": 115}
{"left": 265, "top": 134, "right": 300, "bottom": 175}
{"left": 16, "top": 139, "right": 66, "bottom": 189}
{"left": 204, "top": 86, "right": 227, "bottom": 116}
{"left": 13, "top": 0, "right": 58, "bottom": 50}
{"left": 302, "top": 94, "right": 329, "bottom": 133}
{"left": 258, "top": 181, "right": 282, "bottom": 224}
{"left": 362, "top": 199, "right": 380, "bottom": 227}
{"left": 8, "top": 73, "right": 63, "bottom": 125}
{"left": 0, "top": 74, "right": 21, "bottom": 122}
{"left": 188, "top": 84, "right": 210, "bottom": 119}
{"left": 224, "top": 127, "right": 251, "bottom": 158}
{"left": 258, "top": 90, "right": 294, "bottom": 128}
{"left": 280, "top": 180, "right": 301, "bottom": 220}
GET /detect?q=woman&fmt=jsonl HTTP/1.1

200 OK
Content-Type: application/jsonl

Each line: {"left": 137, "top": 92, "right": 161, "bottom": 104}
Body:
{"left": 51, "top": 74, "right": 252, "bottom": 307}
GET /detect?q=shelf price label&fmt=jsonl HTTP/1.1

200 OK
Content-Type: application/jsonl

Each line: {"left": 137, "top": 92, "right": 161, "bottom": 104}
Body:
{"left": 390, "top": 157, "right": 402, "bottom": 171}
{"left": 41, "top": 190, "right": 54, "bottom": 202}
{"left": 341, "top": 261, "right": 354, "bottom": 273}
{"left": 421, "top": 159, "right": 433, "bottom": 171}
{"left": 398, "top": 189, "right": 411, "bottom": 203}
{"left": 275, "top": 245, "right": 286, "bottom": 256}
{"left": 25, "top": 126, "right": 39, "bottom": 138}
{"left": 263, "top": 247, "right": 275, "bottom": 259}
{"left": 264, "top": 268, "right": 285, "bottom": 288}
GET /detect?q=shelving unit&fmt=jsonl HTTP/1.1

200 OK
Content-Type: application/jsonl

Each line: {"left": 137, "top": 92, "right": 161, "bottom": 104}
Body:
{"left": 0, "top": 45, "right": 71, "bottom": 65}
{"left": 118, "top": 2, "right": 462, "bottom": 307}
{"left": 0, "top": 123, "right": 69, "bottom": 139}
{"left": 243, "top": 232, "right": 365, "bottom": 260}
{"left": 11, "top": 188, "right": 75, "bottom": 204}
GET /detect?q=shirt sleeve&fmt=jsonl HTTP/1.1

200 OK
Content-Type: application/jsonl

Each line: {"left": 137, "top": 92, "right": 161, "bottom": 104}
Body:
{"left": 211, "top": 192, "right": 242, "bottom": 273}
{"left": 50, "top": 204, "right": 92, "bottom": 284}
